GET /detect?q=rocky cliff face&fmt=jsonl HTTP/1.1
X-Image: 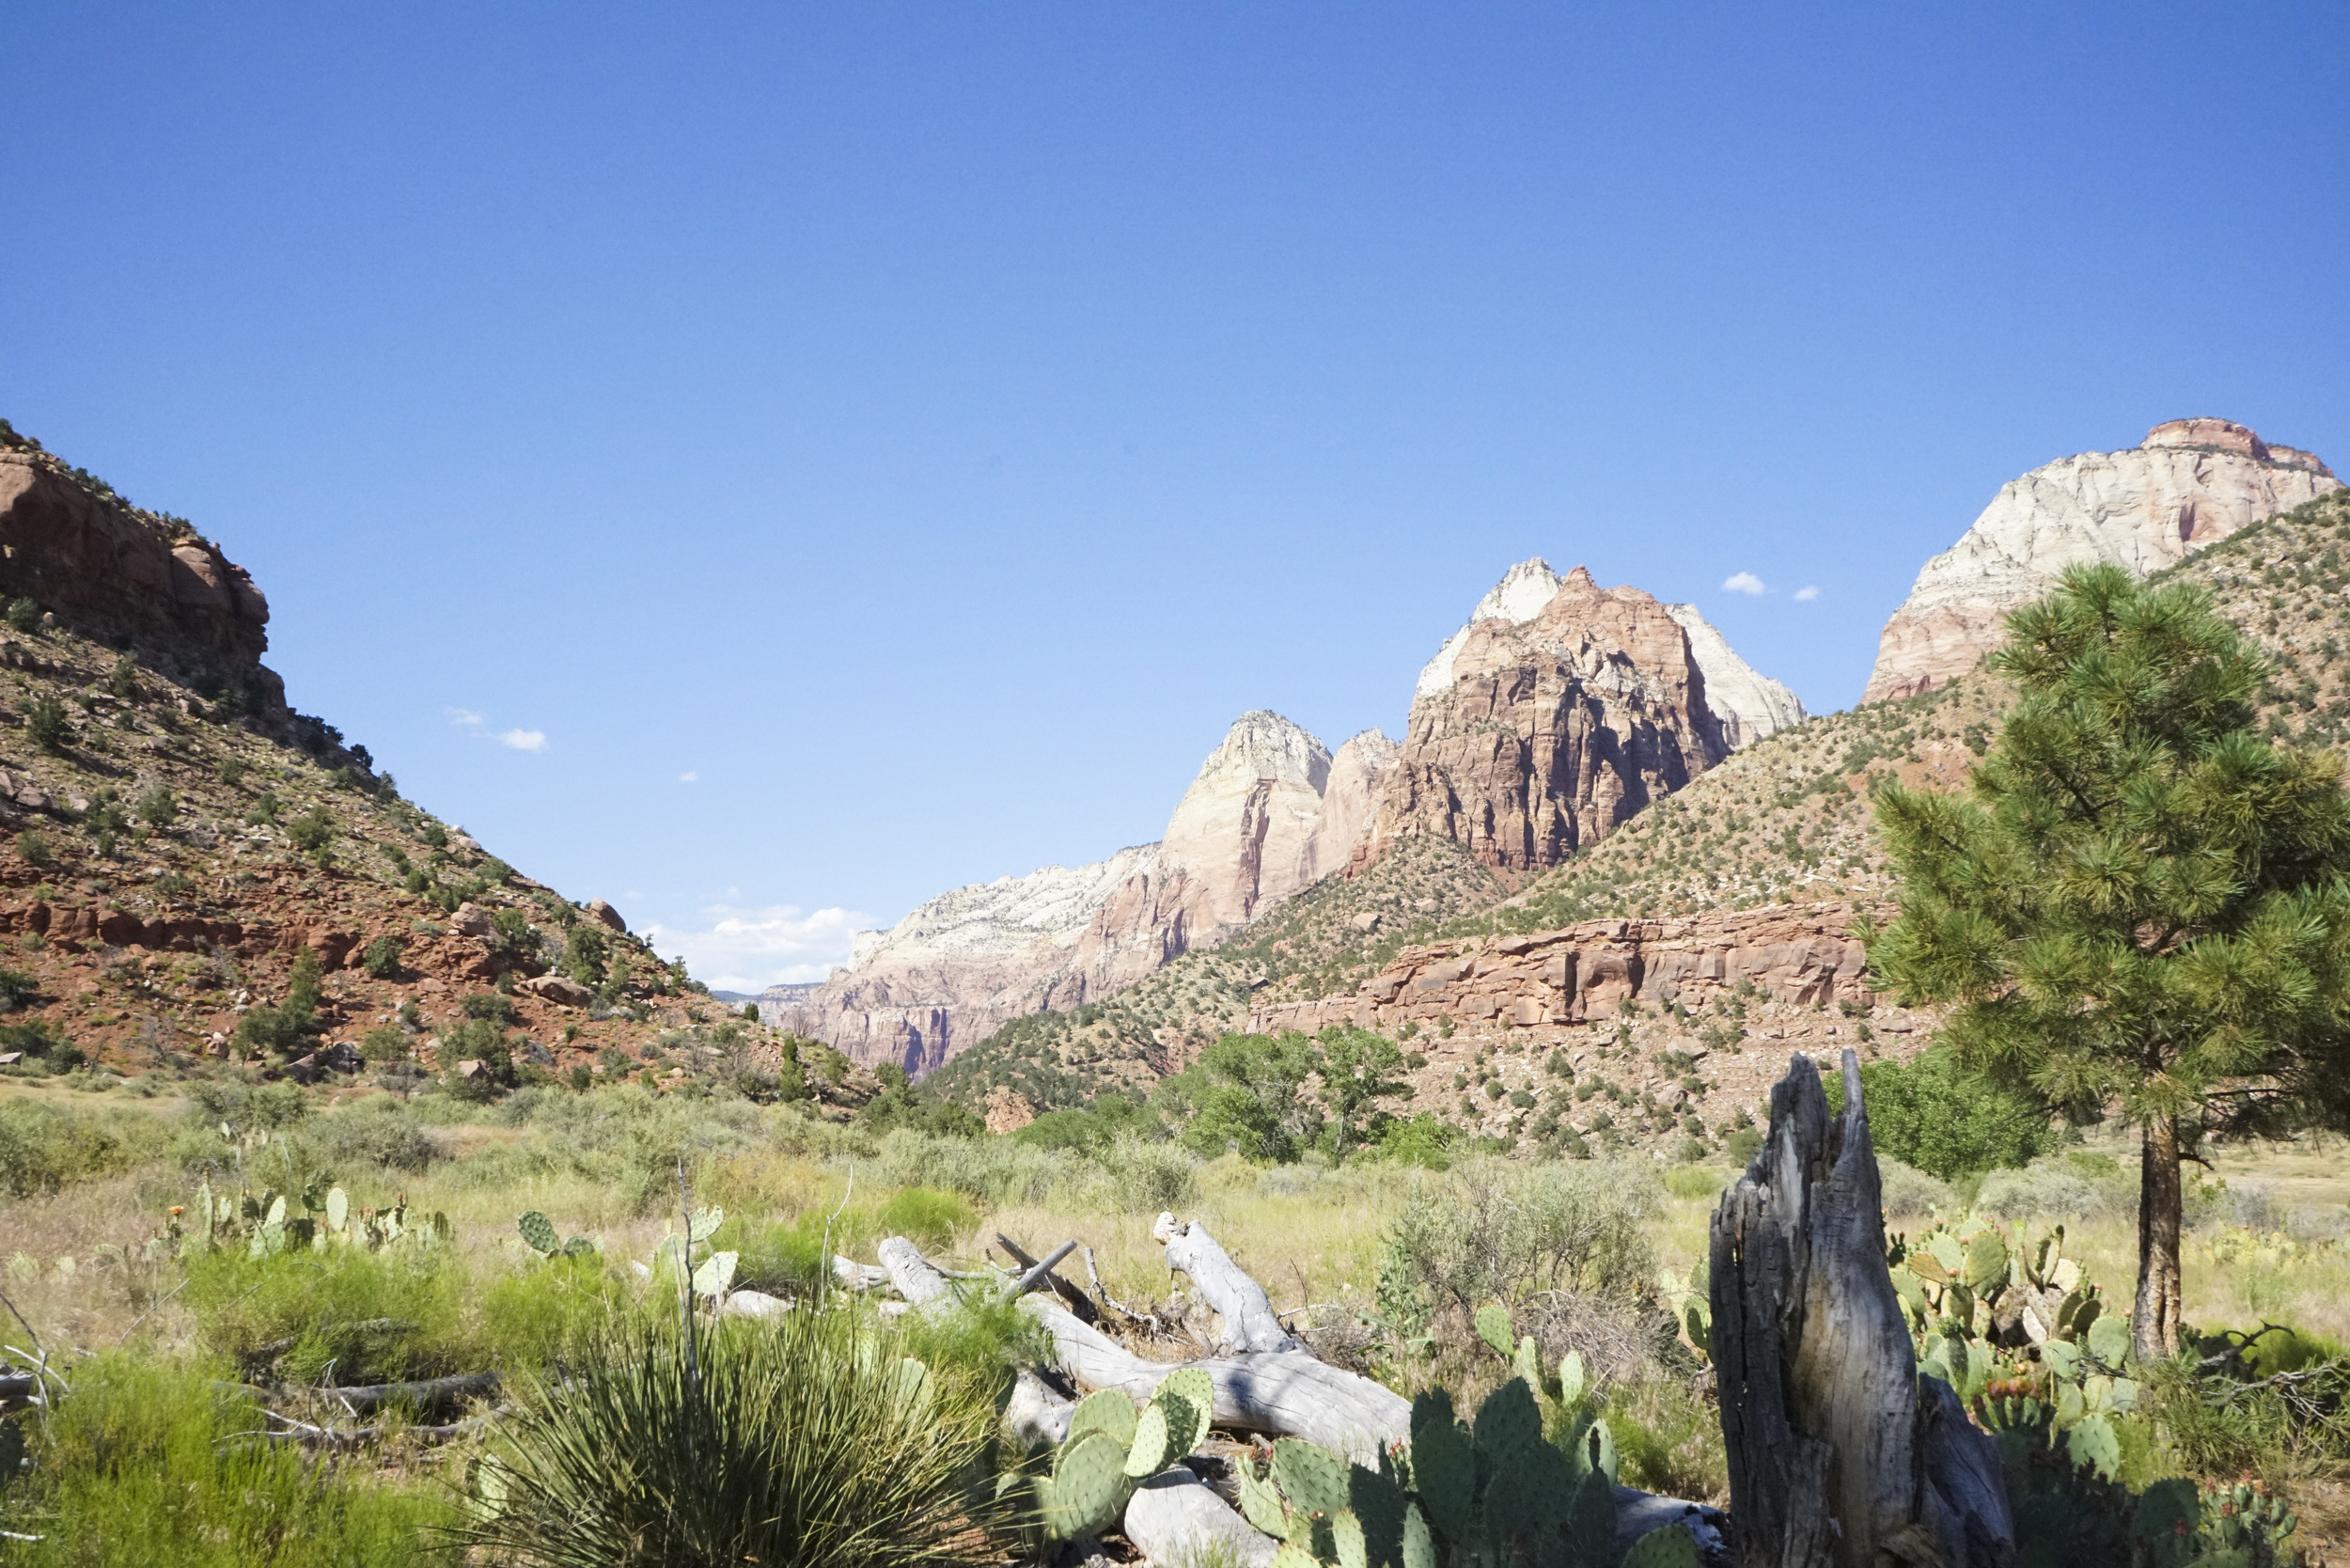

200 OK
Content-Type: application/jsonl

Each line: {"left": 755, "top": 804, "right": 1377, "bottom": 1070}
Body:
{"left": 1156, "top": 710, "right": 1330, "bottom": 932}
{"left": 1863, "top": 418, "right": 2341, "bottom": 703}
{"left": 1295, "top": 729, "right": 1398, "bottom": 886}
{"left": 779, "top": 711, "right": 1380, "bottom": 1074}
{"left": 1662, "top": 603, "right": 1806, "bottom": 747}
{"left": 0, "top": 429, "right": 279, "bottom": 698}
{"left": 1358, "top": 563, "right": 1734, "bottom": 883}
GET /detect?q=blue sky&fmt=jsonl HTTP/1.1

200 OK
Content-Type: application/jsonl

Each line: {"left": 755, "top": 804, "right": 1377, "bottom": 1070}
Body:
{"left": 4, "top": 5, "right": 2346, "bottom": 989}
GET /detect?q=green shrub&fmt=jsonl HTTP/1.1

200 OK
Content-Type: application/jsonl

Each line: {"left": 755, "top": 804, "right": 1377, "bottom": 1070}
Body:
{"left": 452, "top": 1308, "right": 1003, "bottom": 1568}
{"left": 358, "top": 1024, "right": 410, "bottom": 1064}
{"left": 135, "top": 785, "right": 177, "bottom": 827}
{"left": 443, "top": 1017, "right": 516, "bottom": 1102}
{"left": 361, "top": 934, "right": 403, "bottom": 979}
{"left": 11, "top": 1351, "right": 448, "bottom": 1565}
{"left": 7, "top": 596, "right": 41, "bottom": 634}
{"left": 0, "top": 1099, "right": 162, "bottom": 1196}
{"left": 25, "top": 691, "right": 70, "bottom": 750}
{"left": 873, "top": 1185, "right": 978, "bottom": 1249}
{"left": 304, "top": 1098, "right": 445, "bottom": 1173}
{"left": 215, "top": 756, "right": 248, "bottom": 786}
{"left": 15, "top": 826, "right": 54, "bottom": 866}
{"left": 0, "top": 965, "right": 38, "bottom": 1007}
{"left": 285, "top": 808, "right": 334, "bottom": 852}
{"left": 462, "top": 992, "right": 518, "bottom": 1024}
{"left": 1834, "top": 1045, "right": 2054, "bottom": 1180}
{"left": 190, "top": 1076, "right": 310, "bottom": 1136}
{"left": 185, "top": 1246, "right": 469, "bottom": 1385}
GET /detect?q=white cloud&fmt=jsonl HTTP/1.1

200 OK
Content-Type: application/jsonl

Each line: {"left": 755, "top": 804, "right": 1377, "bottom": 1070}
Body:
{"left": 1793, "top": 586, "right": 1819, "bottom": 602}
{"left": 447, "top": 708, "right": 484, "bottom": 729}
{"left": 642, "top": 903, "right": 870, "bottom": 992}
{"left": 1721, "top": 572, "right": 1768, "bottom": 596}
{"left": 496, "top": 729, "right": 548, "bottom": 753}
{"left": 679, "top": 771, "right": 698, "bottom": 783}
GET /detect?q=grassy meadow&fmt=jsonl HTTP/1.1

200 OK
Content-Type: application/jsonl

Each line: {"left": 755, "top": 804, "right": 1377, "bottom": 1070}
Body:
{"left": 3, "top": 1068, "right": 2348, "bottom": 1562}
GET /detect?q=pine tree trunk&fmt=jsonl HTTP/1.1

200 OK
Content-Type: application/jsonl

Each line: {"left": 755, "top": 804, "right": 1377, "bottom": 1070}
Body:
{"left": 2133, "top": 1115, "right": 2185, "bottom": 1362}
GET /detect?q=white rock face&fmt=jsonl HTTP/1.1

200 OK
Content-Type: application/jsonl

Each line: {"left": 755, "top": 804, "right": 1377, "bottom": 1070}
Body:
{"left": 1158, "top": 710, "right": 1332, "bottom": 931}
{"left": 1864, "top": 419, "right": 2340, "bottom": 702}
{"left": 1662, "top": 603, "right": 1807, "bottom": 748}
{"left": 1296, "top": 729, "right": 1400, "bottom": 885}
{"left": 781, "top": 711, "right": 1369, "bottom": 1075}
{"left": 1415, "top": 558, "right": 1566, "bottom": 698}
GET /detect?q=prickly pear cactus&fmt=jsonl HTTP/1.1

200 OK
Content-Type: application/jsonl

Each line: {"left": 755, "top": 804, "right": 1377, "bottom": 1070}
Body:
{"left": 1039, "top": 1430, "right": 1133, "bottom": 1541}
{"left": 1618, "top": 1527, "right": 1700, "bottom": 1568}
{"left": 518, "top": 1210, "right": 560, "bottom": 1257}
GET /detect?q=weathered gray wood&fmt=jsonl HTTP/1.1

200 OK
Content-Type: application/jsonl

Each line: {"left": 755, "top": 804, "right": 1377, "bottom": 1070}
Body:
{"left": 312, "top": 1371, "right": 499, "bottom": 1417}
{"left": 719, "top": 1289, "right": 792, "bottom": 1320}
{"left": 1154, "top": 1212, "right": 1301, "bottom": 1353}
{"left": 1019, "top": 1294, "right": 1407, "bottom": 1464}
{"left": 1002, "top": 1367, "right": 1075, "bottom": 1449}
{"left": 833, "top": 1254, "right": 891, "bottom": 1292}
{"left": 877, "top": 1236, "right": 953, "bottom": 1306}
{"left": 1710, "top": 1050, "right": 2013, "bottom": 1568}
{"left": 1123, "top": 1466, "right": 1279, "bottom": 1568}
{"left": 998, "top": 1231, "right": 1104, "bottom": 1324}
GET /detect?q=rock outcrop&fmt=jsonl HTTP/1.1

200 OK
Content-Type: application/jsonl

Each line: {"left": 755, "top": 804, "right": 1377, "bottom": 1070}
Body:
{"left": 1246, "top": 901, "right": 1883, "bottom": 1036}
{"left": 0, "top": 431, "right": 275, "bottom": 691}
{"left": 1864, "top": 419, "right": 2341, "bottom": 703}
{"left": 778, "top": 712, "right": 1380, "bottom": 1075}
{"left": 1662, "top": 603, "right": 1806, "bottom": 747}
{"left": 1156, "top": 711, "right": 1330, "bottom": 932}
{"left": 1295, "top": 729, "right": 1399, "bottom": 885}
{"left": 1357, "top": 563, "right": 1736, "bottom": 883}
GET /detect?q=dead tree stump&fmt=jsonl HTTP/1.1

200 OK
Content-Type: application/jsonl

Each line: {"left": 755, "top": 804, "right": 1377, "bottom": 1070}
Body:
{"left": 1709, "top": 1049, "right": 2013, "bottom": 1568}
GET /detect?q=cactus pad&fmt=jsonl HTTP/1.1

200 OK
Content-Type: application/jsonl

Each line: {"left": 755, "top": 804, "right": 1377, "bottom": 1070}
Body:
{"left": 1558, "top": 1350, "right": 1586, "bottom": 1409}
{"left": 1407, "top": 1404, "right": 1476, "bottom": 1544}
{"left": 1269, "top": 1544, "right": 1322, "bottom": 1568}
{"left": 2066, "top": 1414, "right": 2120, "bottom": 1480}
{"left": 518, "top": 1211, "right": 559, "bottom": 1256}
{"left": 2086, "top": 1314, "right": 2130, "bottom": 1367}
{"left": 1238, "top": 1452, "right": 1293, "bottom": 1539}
{"left": 324, "top": 1185, "right": 349, "bottom": 1234}
{"left": 1347, "top": 1458, "right": 1406, "bottom": 1568}
{"left": 1966, "top": 1228, "right": 2009, "bottom": 1288}
{"left": 1273, "top": 1437, "right": 1350, "bottom": 1518}
{"left": 1566, "top": 1471, "right": 1618, "bottom": 1568}
{"left": 1472, "top": 1377, "right": 1543, "bottom": 1468}
{"left": 1619, "top": 1524, "right": 1700, "bottom": 1568}
{"left": 1065, "top": 1389, "right": 1139, "bottom": 1451}
{"left": 1474, "top": 1303, "right": 1514, "bottom": 1357}
{"left": 1124, "top": 1402, "right": 1173, "bottom": 1479}
{"left": 1155, "top": 1367, "right": 1214, "bottom": 1423}
{"left": 691, "top": 1249, "right": 738, "bottom": 1299}
{"left": 1328, "top": 1506, "right": 1367, "bottom": 1568}
{"left": 1401, "top": 1501, "right": 1435, "bottom": 1568}
{"left": 1041, "top": 1431, "right": 1133, "bottom": 1540}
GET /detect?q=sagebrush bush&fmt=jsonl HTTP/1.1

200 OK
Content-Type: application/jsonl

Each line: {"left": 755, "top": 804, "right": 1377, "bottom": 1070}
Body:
{"left": 12, "top": 1351, "right": 447, "bottom": 1564}
{"left": 873, "top": 1184, "right": 978, "bottom": 1249}
{"left": 1977, "top": 1150, "right": 2135, "bottom": 1223}
{"left": 304, "top": 1098, "right": 446, "bottom": 1173}
{"left": 1877, "top": 1155, "right": 1955, "bottom": 1218}
{"left": 0, "top": 1099, "right": 167, "bottom": 1196}
{"left": 454, "top": 1307, "right": 1004, "bottom": 1568}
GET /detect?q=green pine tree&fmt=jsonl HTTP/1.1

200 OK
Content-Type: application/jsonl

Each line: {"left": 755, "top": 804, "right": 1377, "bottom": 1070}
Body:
{"left": 1868, "top": 563, "right": 2350, "bottom": 1360}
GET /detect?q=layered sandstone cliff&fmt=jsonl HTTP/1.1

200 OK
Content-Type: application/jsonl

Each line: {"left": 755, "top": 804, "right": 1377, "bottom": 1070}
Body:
{"left": 1662, "top": 603, "right": 1806, "bottom": 747}
{"left": 1863, "top": 419, "right": 2341, "bottom": 703}
{"left": 1358, "top": 564, "right": 1735, "bottom": 883}
{"left": 0, "top": 430, "right": 279, "bottom": 696}
{"left": 777, "top": 711, "right": 1371, "bottom": 1074}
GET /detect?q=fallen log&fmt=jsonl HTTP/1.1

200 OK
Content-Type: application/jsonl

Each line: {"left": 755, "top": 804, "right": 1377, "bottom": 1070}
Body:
{"left": 311, "top": 1371, "right": 499, "bottom": 1417}
{"left": 1019, "top": 1294, "right": 1408, "bottom": 1464}
{"left": 1154, "top": 1213, "right": 1299, "bottom": 1353}
{"left": 1710, "top": 1050, "right": 2013, "bottom": 1568}
{"left": 1002, "top": 1367, "right": 1076, "bottom": 1449}
{"left": 996, "top": 1231, "right": 1102, "bottom": 1324}
{"left": 1123, "top": 1466, "right": 1278, "bottom": 1568}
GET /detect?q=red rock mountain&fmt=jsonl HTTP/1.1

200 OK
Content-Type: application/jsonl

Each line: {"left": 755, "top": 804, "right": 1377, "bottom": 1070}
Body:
{"left": 1353, "top": 565, "right": 1735, "bottom": 884}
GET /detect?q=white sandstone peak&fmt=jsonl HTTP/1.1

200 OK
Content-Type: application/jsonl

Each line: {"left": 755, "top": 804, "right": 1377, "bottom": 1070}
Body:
{"left": 1414, "top": 558, "right": 1568, "bottom": 699}
{"left": 1159, "top": 711, "right": 1334, "bottom": 926}
{"left": 1661, "top": 603, "right": 1806, "bottom": 749}
{"left": 1864, "top": 419, "right": 2341, "bottom": 703}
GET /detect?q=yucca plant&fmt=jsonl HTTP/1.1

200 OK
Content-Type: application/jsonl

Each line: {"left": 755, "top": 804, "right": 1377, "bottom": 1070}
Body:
{"left": 452, "top": 1304, "right": 1003, "bottom": 1568}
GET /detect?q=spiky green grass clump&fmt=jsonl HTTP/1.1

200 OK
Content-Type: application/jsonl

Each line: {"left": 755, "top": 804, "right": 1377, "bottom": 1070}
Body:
{"left": 454, "top": 1304, "right": 1005, "bottom": 1568}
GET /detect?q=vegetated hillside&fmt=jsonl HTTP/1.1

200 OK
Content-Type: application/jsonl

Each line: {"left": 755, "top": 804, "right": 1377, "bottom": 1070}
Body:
{"left": 2157, "top": 487, "right": 2350, "bottom": 749}
{"left": 927, "top": 835, "right": 1502, "bottom": 1112}
{"left": 0, "top": 425, "right": 863, "bottom": 1106}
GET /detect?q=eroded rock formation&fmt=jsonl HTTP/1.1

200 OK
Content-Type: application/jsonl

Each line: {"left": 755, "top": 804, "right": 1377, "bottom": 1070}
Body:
{"left": 0, "top": 438, "right": 275, "bottom": 689}
{"left": 1246, "top": 902, "right": 1880, "bottom": 1036}
{"left": 1863, "top": 418, "right": 2341, "bottom": 703}
{"left": 1358, "top": 564, "right": 1735, "bottom": 883}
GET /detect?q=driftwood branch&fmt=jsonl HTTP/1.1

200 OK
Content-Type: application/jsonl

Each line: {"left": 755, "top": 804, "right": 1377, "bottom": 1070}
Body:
{"left": 1154, "top": 1213, "right": 1300, "bottom": 1353}
{"left": 1124, "top": 1466, "right": 1278, "bottom": 1568}
{"left": 1012, "top": 1241, "right": 1081, "bottom": 1297}
{"left": 1710, "top": 1049, "right": 2013, "bottom": 1568}
{"left": 997, "top": 1231, "right": 1102, "bottom": 1324}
